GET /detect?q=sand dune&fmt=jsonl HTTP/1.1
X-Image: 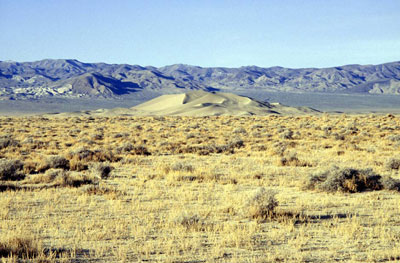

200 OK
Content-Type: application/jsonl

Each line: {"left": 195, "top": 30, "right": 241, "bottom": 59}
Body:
{"left": 48, "top": 91, "right": 320, "bottom": 116}
{"left": 132, "top": 91, "right": 319, "bottom": 116}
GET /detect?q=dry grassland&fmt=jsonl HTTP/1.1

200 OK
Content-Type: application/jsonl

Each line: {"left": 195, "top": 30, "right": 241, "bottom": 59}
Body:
{"left": 0, "top": 114, "right": 400, "bottom": 262}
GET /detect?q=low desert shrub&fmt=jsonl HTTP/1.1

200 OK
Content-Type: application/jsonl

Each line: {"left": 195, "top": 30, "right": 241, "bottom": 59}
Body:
{"left": 186, "top": 133, "right": 196, "bottom": 139}
{"left": 304, "top": 167, "right": 394, "bottom": 193}
{"left": 133, "top": 124, "right": 143, "bottom": 130}
{"left": 281, "top": 129, "right": 294, "bottom": 140}
{"left": 179, "top": 139, "right": 244, "bottom": 155}
{"left": 27, "top": 169, "right": 98, "bottom": 188}
{"left": 246, "top": 188, "right": 279, "bottom": 222}
{"left": 251, "top": 144, "right": 267, "bottom": 151}
{"left": 272, "top": 142, "right": 287, "bottom": 156}
{"left": 67, "top": 147, "right": 119, "bottom": 163}
{"left": 28, "top": 169, "right": 64, "bottom": 184}
{"left": 229, "top": 138, "right": 244, "bottom": 148}
{"left": 0, "top": 137, "right": 19, "bottom": 150}
{"left": 67, "top": 147, "right": 120, "bottom": 171}
{"left": 386, "top": 158, "right": 400, "bottom": 170}
{"left": 171, "top": 212, "right": 204, "bottom": 231}
{"left": 22, "top": 161, "right": 38, "bottom": 175}
{"left": 0, "top": 237, "right": 41, "bottom": 259}
{"left": 69, "top": 159, "right": 88, "bottom": 171}
{"left": 91, "top": 133, "right": 103, "bottom": 140}
{"left": 388, "top": 135, "right": 400, "bottom": 142}
{"left": 381, "top": 177, "right": 400, "bottom": 191}
{"left": 115, "top": 143, "right": 134, "bottom": 153}
{"left": 344, "top": 126, "right": 359, "bottom": 135}
{"left": 131, "top": 145, "right": 151, "bottom": 156}
{"left": 47, "top": 156, "right": 70, "bottom": 169}
{"left": 53, "top": 171, "right": 97, "bottom": 188}
{"left": 333, "top": 133, "right": 346, "bottom": 141}
{"left": 233, "top": 127, "right": 246, "bottom": 134}
{"left": 278, "top": 152, "right": 309, "bottom": 167}
{"left": 83, "top": 184, "right": 122, "bottom": 198}
{"left": 168, "top": 162, "right": 195, "bottom": 173}
{"left": 0, "top": 182, "right": 20, "bottom": 192}
{"left": 251, "top": 124, "right": 263, "bottom": 129}
{"left": 37, "top": 155, "right": 70, "bottom": 172}
{"left": 186, "top": 145, "right": 230, "bottom": 155}
{"left": 0, "top": 159, "right": 24, "bottom": 181}
{"left": 0, "top": 236, "right": 83, "bottom": 260}
{"left": 113, "top": 132, "right": 129, "bottom": 138}
{"left": 89, "top": 162, "right": 114, "bottom": 179}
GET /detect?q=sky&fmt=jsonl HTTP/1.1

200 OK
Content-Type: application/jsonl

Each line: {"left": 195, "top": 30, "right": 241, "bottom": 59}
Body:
{"left": 0, "top": 0, "right": 399, "bottom": 68}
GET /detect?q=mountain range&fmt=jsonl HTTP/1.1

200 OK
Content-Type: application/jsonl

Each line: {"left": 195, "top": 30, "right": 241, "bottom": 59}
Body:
{"left": 1, "top": 59, "right": 399, "bottom": 99}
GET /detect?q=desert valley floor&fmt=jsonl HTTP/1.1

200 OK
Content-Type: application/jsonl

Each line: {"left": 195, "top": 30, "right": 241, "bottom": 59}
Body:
{"left": 1, "top": 113, "right": 400, "bottom": 262}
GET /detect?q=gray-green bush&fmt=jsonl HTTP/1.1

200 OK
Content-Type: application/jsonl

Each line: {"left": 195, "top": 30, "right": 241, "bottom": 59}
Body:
{"left": 305, "top": 167, "right": 400, "bottom": 193}
{"left": 0, "top": 159, "right": 24, "bottom": 181}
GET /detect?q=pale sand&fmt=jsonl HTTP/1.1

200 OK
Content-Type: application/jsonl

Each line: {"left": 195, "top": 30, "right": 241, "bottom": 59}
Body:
{"left": 48, "top": 91, "right": 320, "bottom": 117}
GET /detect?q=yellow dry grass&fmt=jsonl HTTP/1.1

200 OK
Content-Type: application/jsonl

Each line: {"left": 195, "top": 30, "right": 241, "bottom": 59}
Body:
{"left": 0, "top": 114, "right": 400, "bottom": 262}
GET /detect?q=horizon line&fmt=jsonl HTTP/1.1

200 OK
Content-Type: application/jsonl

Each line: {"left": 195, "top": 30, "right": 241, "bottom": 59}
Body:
{"left": 1, "top": 58, "right": 399, "bottom": 70}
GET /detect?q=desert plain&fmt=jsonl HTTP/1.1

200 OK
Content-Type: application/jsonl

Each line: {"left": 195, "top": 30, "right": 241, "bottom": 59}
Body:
{"left": 0, "top": 93, "right": 400, "bottom": 262}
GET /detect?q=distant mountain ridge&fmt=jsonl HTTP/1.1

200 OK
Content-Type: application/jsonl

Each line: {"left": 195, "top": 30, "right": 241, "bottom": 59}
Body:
{"left": 0, "top": 59, "right": 399, "bottom": 99}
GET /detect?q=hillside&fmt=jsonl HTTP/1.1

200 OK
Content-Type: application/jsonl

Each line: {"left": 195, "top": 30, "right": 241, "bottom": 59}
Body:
{"left": 0, "top": 59, "right": 400, "bottom": 99}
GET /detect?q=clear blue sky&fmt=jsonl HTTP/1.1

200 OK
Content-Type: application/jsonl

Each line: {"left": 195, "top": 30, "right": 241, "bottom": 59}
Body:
{"left": 0, "top": 0, "right": 399, "bottom": 68}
